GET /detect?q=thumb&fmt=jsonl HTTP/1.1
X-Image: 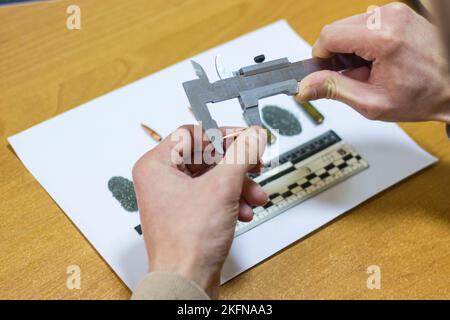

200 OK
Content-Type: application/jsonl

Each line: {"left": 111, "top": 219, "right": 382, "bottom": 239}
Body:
{"left": 209, "top": 126, "right": 267, "bottom": 190}
{"left": 296, "top": 69, "right": 387, "bottom": 119}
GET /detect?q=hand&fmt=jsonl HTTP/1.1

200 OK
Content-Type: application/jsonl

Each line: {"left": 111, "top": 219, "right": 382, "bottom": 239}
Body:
{"left": 132, "top": 125, "right": 267, "bottom": 298}
{"left": 296, "top": 2, "right": 450, "bottom": 123}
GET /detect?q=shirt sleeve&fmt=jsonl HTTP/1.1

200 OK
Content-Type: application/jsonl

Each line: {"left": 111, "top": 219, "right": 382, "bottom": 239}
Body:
{"left": 131, "top": 272, "right": 210, "bottom": 300}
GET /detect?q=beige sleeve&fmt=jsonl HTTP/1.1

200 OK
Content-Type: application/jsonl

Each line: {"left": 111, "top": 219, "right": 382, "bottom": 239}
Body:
{"left": 131, "top": 272, "right": 210, "bottom": 300}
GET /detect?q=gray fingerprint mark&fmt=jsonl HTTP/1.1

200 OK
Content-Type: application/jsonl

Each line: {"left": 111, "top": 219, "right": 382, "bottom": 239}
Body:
{"left": 108, "top": 176, "right": 138, "bottom": 212}
{"left": 262, "top": 105, "right": 302, "bottom": 136}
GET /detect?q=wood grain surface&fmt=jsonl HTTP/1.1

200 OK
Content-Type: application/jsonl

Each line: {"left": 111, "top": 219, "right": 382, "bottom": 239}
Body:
{"left": 1, "top": 0, "right": 449, "bottom": 299}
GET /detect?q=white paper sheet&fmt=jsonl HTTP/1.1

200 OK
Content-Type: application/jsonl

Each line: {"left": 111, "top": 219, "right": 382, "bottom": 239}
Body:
{"left": 8, "top": 21, "right": 437, "bottom": 290}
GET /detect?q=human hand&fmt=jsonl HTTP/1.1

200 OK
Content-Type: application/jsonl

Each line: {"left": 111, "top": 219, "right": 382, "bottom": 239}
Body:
{"left": 132, "top": 125, "right": 267, "bottom": 299}
{"left": 296, "top": 2, "right": 450, "bottom": 123}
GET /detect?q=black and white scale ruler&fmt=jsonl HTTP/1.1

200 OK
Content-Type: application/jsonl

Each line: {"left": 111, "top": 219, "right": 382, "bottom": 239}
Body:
{"left": 235, "top": 130, "right": 369, "bottom": 237}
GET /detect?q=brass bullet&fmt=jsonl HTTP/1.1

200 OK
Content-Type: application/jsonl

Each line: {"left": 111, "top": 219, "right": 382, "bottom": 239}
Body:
{"left": 296, "top": 100, "right": 324, "bottom": 124}
{"left": 141, "top": 123, "right": 162, "bottom": 142}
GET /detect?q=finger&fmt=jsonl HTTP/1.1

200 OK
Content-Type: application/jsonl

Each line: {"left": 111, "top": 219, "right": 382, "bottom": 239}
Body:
{"left": 185, "top": 127, "right": 246, "bottom": 175}
{"left": 209, "top": 126, "right": 267, "bottom": 190}
{"left": 241, "top": 176, "right": 268, "bottom": 207}
{"left": 312, "top": 25, "right": 378, "bottom": 61}
{"left": 296, "top": 70, "right": 387, "bottom": 120}
{"left": 341, "top": 66, "right": 371, "bottom": 82}
{"left": 152, "top": 125, "right": 197, "bottom": 169}
{"left": 248, "top": 161, "right": 264, "bottom": 174}
{"left": 155, "top": 125, "right": 245, "bottom": 172}
{"left": 328, "top": 12, "right": 367, "bottom": 26}
{"left": 310, "top": 13, "right": 368, "bottom": 57}
{"left": 158, "top": 125, "right": 245, "bottom": 154}
{"left": 132, "top": 126, "right": 197, "bottom": 185}
{"left": 238, "top": 198, "right": 254, "bottom": 222}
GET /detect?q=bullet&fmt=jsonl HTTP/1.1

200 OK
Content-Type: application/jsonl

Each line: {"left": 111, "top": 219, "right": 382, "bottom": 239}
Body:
{"left": 296, "top": 100, "right": 324, "bottom": 124}
{"left": 141, "top": 123, "right": 162, "bottom": 142}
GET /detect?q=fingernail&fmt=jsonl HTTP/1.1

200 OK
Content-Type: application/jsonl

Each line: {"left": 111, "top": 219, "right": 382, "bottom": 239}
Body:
{"left": 297, "top": 84, "right": 317, "bottom": 102}
{"left": 257, "top": 189, "right": 268, "bottom": 203}
{"left": 260, "top": 189, "right": 268, "bottom": 198}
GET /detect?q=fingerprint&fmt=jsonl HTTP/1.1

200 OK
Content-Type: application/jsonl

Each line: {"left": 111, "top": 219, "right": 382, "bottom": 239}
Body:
{"left": 262, "top": 105, "right": 302, "bottom": 136}
{"left": 108, "top": 176, "right": 138, "bottom": 212}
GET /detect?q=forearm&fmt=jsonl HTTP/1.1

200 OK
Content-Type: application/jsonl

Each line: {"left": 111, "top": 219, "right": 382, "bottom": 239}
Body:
{"left": 131, "top": 272, "right": 210, "bottom": 300}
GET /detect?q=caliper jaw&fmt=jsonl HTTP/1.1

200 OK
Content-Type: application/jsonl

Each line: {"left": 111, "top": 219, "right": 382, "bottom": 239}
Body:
{"left": 183, "top": 61, "right": 224, "bottom": 154}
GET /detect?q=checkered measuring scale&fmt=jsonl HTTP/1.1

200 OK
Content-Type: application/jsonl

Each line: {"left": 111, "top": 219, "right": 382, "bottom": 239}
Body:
{"left": 235, "top": 130, "right": 369, "bottom": 237}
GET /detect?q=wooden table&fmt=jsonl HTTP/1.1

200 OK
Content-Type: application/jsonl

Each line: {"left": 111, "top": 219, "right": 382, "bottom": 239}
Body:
{"left": 1, "top": 0, "right": 449, "bottom": 300}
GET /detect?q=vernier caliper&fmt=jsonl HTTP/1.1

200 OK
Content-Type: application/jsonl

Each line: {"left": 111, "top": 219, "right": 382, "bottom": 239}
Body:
{"left": 183, "top": 53, "right": 371, "bottom": 154}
